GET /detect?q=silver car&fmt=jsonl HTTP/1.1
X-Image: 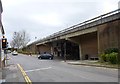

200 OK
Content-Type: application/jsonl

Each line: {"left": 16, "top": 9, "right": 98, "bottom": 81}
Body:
{"left": 12, "top": 51, "right": 18, "bottom": 55}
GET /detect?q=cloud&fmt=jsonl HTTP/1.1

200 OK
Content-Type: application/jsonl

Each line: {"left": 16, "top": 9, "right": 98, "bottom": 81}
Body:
{"left": 1, "top": 0, "right": 120, "bottom": 43}
{"left": 30, "top": 13, "right": 62, "bottom": 26}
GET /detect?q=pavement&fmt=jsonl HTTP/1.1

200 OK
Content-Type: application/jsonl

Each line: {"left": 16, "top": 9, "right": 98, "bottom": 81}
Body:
{"left": 0, "top": 58, "right": 25, "bottom": 84}
{"left": 65, "top": 60, "right": 118, "bottom": 69}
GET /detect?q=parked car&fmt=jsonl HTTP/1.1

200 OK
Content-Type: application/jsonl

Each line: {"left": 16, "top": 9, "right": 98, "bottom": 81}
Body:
{"left": 38, "top": 53, "right": 53, "bottom": 60}
{"left": 7, "top": 50, "right": 11, "bottom": 53}
{"left": 12, "top": 51, "right": 18, "bottom": 55}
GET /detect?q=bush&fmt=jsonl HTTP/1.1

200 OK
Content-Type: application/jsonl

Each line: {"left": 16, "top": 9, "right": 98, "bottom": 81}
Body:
{"left": 107, "top": 52, "right": 118, "bottom": 64}
{"left": 100, "top": 48, "right": 119, "bottom": 64}
{"left": 100, "top": 53, "right": 106, "bottom": 62}
{"left": 105, "top": 54, "right": 109, "bottom": 62}
{"left": 105, "top": 48, "right": 118, "bottom": 54}
{"left": 100, "top": 52, "right": 118, "bottom": 64}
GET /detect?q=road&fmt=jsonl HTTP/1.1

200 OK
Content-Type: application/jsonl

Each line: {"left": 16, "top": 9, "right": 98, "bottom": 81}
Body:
{"left": 7, "top": 53, "right": 118, "bottom": 82}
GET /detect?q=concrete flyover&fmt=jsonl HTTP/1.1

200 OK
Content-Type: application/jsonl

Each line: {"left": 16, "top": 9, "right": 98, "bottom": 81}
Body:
{"left": 25, "top": 9, "right": 120, "bottom": 60}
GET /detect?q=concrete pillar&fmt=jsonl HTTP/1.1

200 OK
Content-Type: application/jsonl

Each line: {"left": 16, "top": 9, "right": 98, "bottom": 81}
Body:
{"left": 79, "top": 44, "right": 82, "bottom": 60}
{"left": 64, "top": 42, "right": 66, "bottom": 62}
{"left": 51, "top": 46, "right": 54, "bottom": 55}
{"left": 97, "top": 31, "right": 100, "bottom": 56}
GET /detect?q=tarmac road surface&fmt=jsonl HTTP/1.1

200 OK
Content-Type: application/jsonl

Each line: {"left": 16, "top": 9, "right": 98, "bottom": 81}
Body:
{"left": 7, "top": 53, "right": 118, "bottom": 82}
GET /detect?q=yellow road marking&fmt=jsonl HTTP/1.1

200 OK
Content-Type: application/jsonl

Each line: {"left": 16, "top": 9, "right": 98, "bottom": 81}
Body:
{"left": 17, "top": 64, "right": 32, "bottom": 84}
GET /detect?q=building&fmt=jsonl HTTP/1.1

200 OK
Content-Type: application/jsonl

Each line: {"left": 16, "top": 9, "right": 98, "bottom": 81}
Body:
{"left": 0, "top": 0, "right": 5, "bottom": 68}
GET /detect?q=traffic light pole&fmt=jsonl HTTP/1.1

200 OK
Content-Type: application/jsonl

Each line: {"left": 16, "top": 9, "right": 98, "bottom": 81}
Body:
{"left": 4, "top": 49, "right": 8, "bottom": 66}
{"left": 1, "top": 36, "right": 8, "bottom": 68}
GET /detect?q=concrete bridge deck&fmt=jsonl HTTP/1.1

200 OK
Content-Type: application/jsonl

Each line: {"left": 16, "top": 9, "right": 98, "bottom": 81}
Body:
{"left": 25, "top": 9, "right": 120, "bottom": 60}
{"left": 36, "top": 9, "right": 120, "bottom": 45}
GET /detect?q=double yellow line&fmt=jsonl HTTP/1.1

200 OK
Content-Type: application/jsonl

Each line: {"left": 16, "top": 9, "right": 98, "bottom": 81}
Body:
{"left": 17, "top": 64, "right": 32, "bottom": 84}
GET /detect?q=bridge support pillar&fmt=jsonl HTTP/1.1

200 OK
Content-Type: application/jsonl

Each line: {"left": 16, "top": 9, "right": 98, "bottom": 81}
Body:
{"left": 79, "top": 44, "right": 83, "bottom": 60}
{"left": 50, "top": 46, "right": 54, "bottom": 55}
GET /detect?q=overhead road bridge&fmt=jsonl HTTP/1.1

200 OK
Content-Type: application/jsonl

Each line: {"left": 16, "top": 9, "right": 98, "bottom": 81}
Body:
{"left": 25, "top": 9, "right": 120, "bottom": 60}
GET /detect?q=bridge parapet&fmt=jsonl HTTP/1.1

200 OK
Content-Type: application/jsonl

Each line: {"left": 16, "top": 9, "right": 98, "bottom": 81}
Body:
{"left": 35, "top": 9, "right": 120, "bottom": 45}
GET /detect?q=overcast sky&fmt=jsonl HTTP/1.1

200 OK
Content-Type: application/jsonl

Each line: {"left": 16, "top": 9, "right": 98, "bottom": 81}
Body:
{"left": 1, "top": 0, "right": 120, "bottom": 44}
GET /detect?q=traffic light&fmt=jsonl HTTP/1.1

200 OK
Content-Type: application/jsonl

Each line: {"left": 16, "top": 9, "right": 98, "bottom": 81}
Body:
{"left": 2, "top": 38, "right": 7, "bottom": 49}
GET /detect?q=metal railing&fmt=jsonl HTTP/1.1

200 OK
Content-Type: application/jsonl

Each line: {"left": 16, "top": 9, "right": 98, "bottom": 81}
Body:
{"left": 49, "top": 8, "right": 120, "bottom": 38}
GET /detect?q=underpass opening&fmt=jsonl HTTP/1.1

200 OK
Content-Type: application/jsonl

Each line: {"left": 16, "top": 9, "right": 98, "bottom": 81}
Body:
{"left": 65, "top": 40, "right": 80, "bottom": 60}
{"left": 52, "top": 40, "right": 80, "bottom": 60}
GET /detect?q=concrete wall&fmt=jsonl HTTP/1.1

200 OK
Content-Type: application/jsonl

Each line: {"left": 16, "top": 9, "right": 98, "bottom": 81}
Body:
{"left": 0, "top": 0, "right": 3, "bottom": 68}
{"left": 26, "top": 43, "right": 36, "bottom": 54}
{"left": 69, "top": 31, "right": 98, "bottom": 60}
{"left": 79, "top": 32, "right": 98, "bottom": 60}
{"left": 98, "top": 20, "right": 120, "bottom": 54}
{"left": 37, "top": 44, "right": 51, "bottom": 54}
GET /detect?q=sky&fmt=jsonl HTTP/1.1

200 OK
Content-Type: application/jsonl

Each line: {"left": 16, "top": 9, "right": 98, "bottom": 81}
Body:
{"left": 1, "top": 0, "right": 120, "bottom": 45}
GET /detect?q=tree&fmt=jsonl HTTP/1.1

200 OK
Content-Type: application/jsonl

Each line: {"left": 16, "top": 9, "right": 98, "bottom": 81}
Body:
{"left": 10, "top": 30, "right": 30, "bottom": 49}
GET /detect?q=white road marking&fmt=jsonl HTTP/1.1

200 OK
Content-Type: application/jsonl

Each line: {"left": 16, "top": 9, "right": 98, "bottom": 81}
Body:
{"left": 25, "top": 67, "right": 52, "bottom": 73}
